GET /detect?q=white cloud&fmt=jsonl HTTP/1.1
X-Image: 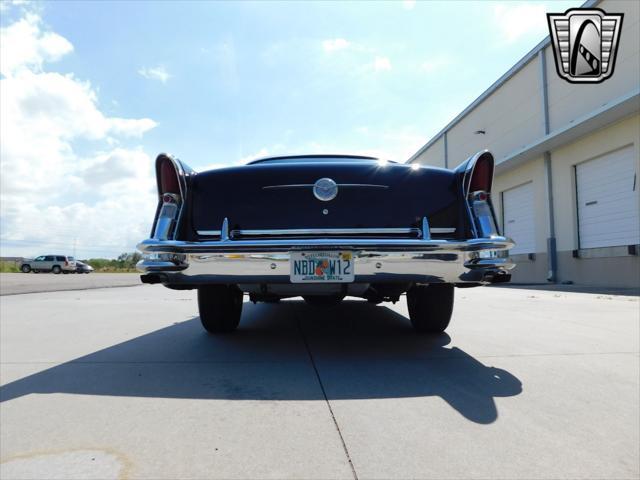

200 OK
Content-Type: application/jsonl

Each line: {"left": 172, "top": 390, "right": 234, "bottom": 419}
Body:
{"left": 420, "top": 54, "right": 453, "bottom": 73}
{"left": 373, "top": 56, "right": 392, "bottom": 71}
{"left": 0, "top": 13, "right": 73, "bottom": 77}
{"left": 138, "top": 65, "right": 171, "bottom": 83}
{"left": 235, "top": 148, "right": 270, "bottom": 165}
{"left": 109, "top": 118, "right": 158, "bottom": 137}
{"left": 402, "top": 0, "right": 416, "bottom": 10}
{"left": 322, "top": 38, "right": 350, "bottom": 53}
{"left": 200, "top": 148, "right": 270, "bottom": 172}
{"left": 493, "top": 3, "right": 549, "bottom": 43}
{"left": 0, "top": 13, "right": 158, "bottom": 259}
{"left": 0, "top": 0, "right": 29, "bottom": 8}
{"left": 80, "top": 148, "right": 152, "bottom": 188}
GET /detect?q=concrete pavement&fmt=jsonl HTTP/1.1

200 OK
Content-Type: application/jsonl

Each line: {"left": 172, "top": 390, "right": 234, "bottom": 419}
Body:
{"left": 0, "top": 273, "right": 141, "bottom": 296}
{"left": 1, "top": 285, "right": 638, "bottom": 479}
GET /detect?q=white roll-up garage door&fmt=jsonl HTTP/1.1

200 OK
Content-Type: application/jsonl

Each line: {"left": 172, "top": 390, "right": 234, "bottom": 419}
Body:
{"left": 576, "top": 146, "right": 639, "bottom": 249}
{"left": 502, "top": 182, "right": 535, "bottom": 255}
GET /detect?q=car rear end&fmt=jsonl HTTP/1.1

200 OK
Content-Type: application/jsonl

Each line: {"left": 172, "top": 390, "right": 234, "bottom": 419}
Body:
{"left": 137, "top": 151, "right": 514, "bottom": 333}
{"left": 61, "top": 256, "right": 76, "bottom": 272}
{"left": 138, "top": 151, "right": 513, "bottom": 287}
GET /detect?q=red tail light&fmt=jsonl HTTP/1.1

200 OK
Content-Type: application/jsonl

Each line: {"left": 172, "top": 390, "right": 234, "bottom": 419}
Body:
{"left": 469, "top": 153, "right": 494, "bottom": 193}
{"left": 65, "top": 260, "right": 69, "bottom": 266}
{"left": 158, "top": 156, "right": 180, "bottom": 194}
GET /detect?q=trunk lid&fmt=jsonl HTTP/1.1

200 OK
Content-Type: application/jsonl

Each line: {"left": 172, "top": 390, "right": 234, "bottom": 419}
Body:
{"left": 186, "top": 161, "right": 463, "bottom": 240}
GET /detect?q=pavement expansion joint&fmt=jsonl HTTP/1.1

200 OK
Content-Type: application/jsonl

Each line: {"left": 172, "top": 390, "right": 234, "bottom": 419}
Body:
{"left": 296, "top": 316, "right": 359, "bottom": 480}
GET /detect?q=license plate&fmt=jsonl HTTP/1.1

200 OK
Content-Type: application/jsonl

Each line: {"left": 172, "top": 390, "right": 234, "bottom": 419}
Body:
{"left": 290, "top": 251, "right": 354, "bottom": 283}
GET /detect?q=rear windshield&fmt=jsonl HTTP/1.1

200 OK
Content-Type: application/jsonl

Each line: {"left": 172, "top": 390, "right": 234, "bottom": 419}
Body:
{"left": 249, "top": 155, "right": 395, "bottom": 165}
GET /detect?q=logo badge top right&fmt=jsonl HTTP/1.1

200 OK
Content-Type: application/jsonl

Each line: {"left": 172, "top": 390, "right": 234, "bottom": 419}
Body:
{"left": 547, "top": 8, "right": 623, "bottom": 84}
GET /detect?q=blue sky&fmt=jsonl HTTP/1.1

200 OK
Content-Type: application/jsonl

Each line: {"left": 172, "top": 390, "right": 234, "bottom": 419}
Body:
{"left": 0, "top": 0, "right": 582, "bottom": 258}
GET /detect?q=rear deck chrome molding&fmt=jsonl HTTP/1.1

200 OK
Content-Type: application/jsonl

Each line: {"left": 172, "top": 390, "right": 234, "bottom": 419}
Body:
{"left": 195, "top": 227, "right": 457, "bottom": 236}
{"left": 231, "top": 227, "right": 420, "bottom": 236}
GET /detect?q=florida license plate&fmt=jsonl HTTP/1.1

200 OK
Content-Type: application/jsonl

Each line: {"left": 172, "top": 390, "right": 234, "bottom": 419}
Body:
{"left": 290, "top": 251, "right": 354, "bottom": 283}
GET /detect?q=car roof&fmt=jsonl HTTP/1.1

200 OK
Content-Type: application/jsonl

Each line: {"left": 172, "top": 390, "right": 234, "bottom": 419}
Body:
{"left": 247, "top": 154, "right": 390, "bottom": 165}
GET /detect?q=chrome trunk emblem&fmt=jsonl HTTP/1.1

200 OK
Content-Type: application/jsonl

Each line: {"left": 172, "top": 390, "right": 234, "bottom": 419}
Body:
{"left": 313, "top": 178, "right": 338, "bottom": 201}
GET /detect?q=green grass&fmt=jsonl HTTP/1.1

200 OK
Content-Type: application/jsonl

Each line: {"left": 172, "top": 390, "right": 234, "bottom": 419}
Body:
{"left": 91, "top": 267, "right": 139, "bottom": 273}
{"left": 0, "top": 261, "right": 20, "bottom": 273}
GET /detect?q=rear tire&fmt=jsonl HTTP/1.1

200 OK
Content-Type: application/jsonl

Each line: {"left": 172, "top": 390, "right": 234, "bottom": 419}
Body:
{"left": 52, "top": 265, "right": 62, "bottom": 274}
{"left": 303, "top": 294, "right": 345, "bottom": 307}
{"left": 198, "top": 285, "right": 243, "bottom": 333}
{"left": 21, "top": 265, "right": 31, "bottom": 273}
{"left": 406, "top": 284, "right": 454, "bottom": 333}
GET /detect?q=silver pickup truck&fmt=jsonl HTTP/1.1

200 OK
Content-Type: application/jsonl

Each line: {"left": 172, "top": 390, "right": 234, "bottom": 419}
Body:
{"left": 20, "top": 255, "right": 76, "bottom": 274}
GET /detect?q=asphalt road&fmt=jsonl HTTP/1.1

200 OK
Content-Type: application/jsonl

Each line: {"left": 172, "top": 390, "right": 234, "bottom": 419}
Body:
{"left": 0, "top": 273, "right": 141, "bottom": 296}
{"left": 0, "top": 284, "right": 638, "bottom": 479}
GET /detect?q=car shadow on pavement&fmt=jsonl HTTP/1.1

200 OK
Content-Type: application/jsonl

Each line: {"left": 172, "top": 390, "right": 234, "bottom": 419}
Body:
{"left": 0, "top": 300, "right": 522, "bottom": 424}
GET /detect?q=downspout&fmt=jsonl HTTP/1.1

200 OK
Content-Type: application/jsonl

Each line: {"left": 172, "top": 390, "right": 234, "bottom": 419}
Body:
{"left": 539, "top": 49, "right": 558, "bottom": 282}
{"left": 443, "top": 131, "right": 449, "bottom": 169}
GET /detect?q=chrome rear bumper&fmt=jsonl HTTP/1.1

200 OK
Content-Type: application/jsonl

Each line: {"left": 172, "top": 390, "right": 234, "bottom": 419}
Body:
{"left": 136, "top": 236, "right": 515, "bottom": 287}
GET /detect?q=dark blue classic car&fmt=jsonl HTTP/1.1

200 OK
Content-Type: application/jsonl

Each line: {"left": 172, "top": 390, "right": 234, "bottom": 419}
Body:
{"left": 137, "top": 152, "right": 514, "bottom": 334}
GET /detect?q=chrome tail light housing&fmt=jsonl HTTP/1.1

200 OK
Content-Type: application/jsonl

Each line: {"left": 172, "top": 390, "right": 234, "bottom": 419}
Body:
{"left": 469, "top": 190, "right": 499, "bottom": 238}
{"left": 151, "top": 154, "right": 193, "bottom": 241}
{"left": 153, "top": 193, "right": 181, "bottom": 240}
{"left": 458, "top": 150, "right": 501, "bottom": 239}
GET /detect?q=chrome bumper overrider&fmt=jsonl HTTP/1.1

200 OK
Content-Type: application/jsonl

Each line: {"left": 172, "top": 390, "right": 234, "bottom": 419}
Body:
{"left": 136, "top": 236, "right": 515, "bottom": 286}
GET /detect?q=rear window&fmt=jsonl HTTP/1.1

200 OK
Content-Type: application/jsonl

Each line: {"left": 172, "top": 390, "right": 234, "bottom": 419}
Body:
{"left": 56, "top": 256, "right": 65, "bottom": 261}
{"left": 248, "top": 155, "right": 393, "bottom": 165}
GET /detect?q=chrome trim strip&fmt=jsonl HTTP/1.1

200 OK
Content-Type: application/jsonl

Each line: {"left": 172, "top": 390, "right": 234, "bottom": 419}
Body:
{"left": 262, "top": 184, "right": 312, "bottom": 189}
{"left": 263, "top": 183, "right": 389, "bottom": 190}
{"left": 196, "top": 227, "right": 456, "bottom": 236}
{"left": 231, "top": 227, "right": 420, "bottom": 236}
{"left": 138, "top": 236, "right": 514, "bottom": 254}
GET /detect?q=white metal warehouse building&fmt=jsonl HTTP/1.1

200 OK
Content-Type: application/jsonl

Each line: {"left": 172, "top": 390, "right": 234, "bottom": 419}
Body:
{"left": 408, "top": 0, "right": 640, "bottom": 288}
